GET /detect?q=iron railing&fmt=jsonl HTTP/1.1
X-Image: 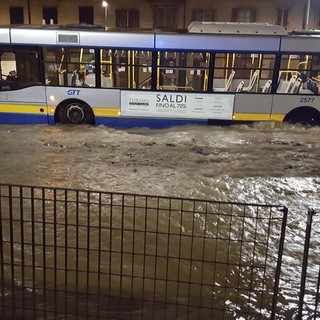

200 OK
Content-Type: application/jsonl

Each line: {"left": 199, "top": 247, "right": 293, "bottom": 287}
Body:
{"left": 0, "top": 184, "right": 288, "bottom": 319}
{"left": 297, "top": 209, "right": 320, "bottom": 320}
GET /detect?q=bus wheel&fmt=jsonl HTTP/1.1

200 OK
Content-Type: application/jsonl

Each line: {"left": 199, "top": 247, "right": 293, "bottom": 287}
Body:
{"left": 284, "top": 107, "right": 320, "bottom": 126}
{"left": 57, "top": 100, "right": 94, "bottom": 125}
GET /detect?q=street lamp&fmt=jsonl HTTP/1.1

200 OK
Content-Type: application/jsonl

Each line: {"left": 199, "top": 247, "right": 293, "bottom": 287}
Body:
{"left": 302, "top": 0, "right": 311, "bottom": 30}
{"left": 102, "top": 1, "right": 108, "bottom": 29}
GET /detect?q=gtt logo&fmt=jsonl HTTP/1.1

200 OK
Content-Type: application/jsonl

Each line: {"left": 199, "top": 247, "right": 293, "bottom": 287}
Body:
{"left": 67, "top": 89, "right": 81, "bottom": 96}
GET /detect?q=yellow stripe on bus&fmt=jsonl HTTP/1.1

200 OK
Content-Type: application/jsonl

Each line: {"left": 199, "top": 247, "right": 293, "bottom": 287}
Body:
{"left": 233, "top": 113, "right": 285, "bottom": 122}
{"left": 92, "top": 108, "right": 120, "bottom": 117}
{"left": 0, "top": 104, "right": 47, "bottom": 114}
{"left": 0, "top": 104, "right": 287, "bottom": 123}
{"left": 270, "top": 114, "right": 286, "bottom": 122}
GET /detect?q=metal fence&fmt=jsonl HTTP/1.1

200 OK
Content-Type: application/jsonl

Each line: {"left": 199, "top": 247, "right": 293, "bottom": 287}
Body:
{"left": 0, "top": 184, "right": 288, "bottom": 319}
{"left": 297, "top": 209, "right": 320, "bottom": 320}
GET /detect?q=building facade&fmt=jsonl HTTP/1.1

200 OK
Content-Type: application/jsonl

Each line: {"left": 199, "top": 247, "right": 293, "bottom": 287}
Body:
{"left": 0, "top": 0, "right": 318, "bottom": 32}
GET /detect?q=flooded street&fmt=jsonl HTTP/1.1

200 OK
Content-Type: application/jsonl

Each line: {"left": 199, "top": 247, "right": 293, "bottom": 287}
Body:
{"left": 0, "top": 122, "right": 320, "bottom": 318}
{"left": 1, "top": 122, "right": 320, "bottom": 203}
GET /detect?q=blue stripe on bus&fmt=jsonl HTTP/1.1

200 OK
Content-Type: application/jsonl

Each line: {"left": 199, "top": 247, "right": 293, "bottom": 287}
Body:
{"left": 4, "top": 114, "right": 211, "bottom": 128}
{"left": 0, "top": 113, "right": 48, "bottom": 124}
{"left": 95, "top": 117, "right": 209, "bottom": 128}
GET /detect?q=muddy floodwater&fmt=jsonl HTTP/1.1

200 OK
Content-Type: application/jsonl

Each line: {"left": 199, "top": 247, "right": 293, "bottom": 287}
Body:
{"left": 0, "top": 122, "right": 320, "bottom": 318}
{"left": 0, "top": 122, "right": 320, "bottom": 198}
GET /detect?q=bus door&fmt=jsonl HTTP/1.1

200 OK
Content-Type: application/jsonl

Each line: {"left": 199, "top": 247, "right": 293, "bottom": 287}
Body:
{"left": 0, "top": 48, "right": 47, "bottom": 123}
{"left": 233, "top": 52, "right": 276, "bottom": 121}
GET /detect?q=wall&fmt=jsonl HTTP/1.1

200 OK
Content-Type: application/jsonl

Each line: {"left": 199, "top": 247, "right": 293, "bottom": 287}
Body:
{"left": 0, "top": 0, "right": 318, "bottom": 31}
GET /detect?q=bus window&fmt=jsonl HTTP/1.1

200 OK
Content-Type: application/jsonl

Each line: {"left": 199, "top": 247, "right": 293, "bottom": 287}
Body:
{"left": 258, "top": 53, "right": 275, "bottom": 93}
{"left": 100, "top": 49, "right": 152, "bottom": 90}
{"left": 43, "top": 47, "right": 95, "bottom": 87}
{"left": 213, "top": 52, "right": 275, "bottom": 93}
{"left": 157, "top": 51, "right": 210, "bottom": 92}
{"left": 277, "top": 54, "right": 320, "bottom": 94}
{"left": 100, "top": 49, "right": 112, "bottom": 87}
{"left": 213, "top": 53, "right": 235, "bottom": 92}
{"left": 112, "top": 49, "right": 128, "bottom": 88}
{"left": 43, "top": 48, "right": 61, "bottom": 86}
{"left": 132, "top": 50, "right": 152, "bottom": 89}
{"left": 277, "top": 54, "right": 303, "bottom": 93}
{"left": 101, "top": 49, "right": 129, "bottom": 88}
{"left": 0, "top": 50, "right": 41, "bottom": 90}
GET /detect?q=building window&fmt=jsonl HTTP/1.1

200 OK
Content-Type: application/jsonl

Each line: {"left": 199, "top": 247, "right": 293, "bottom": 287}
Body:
{"left": 79, "top": 6, "right": 94, "bottom": 25}
{"left": 192, "top": 8, "right": 215, "bottom": 22}
{"left": 276, "top": 8, "right": 289, "bottom": 29}
{"left": 154, "top": 7, "right": 177, "bottom": 29}
{"left": 43, "top": 7, "right": 58, "bottom": 24}
{"left": 231, "top": 8, "right": 256, "bottom": 23}
{"left": 115, "top": 9, "right": 140, "bottom": 27}
{"left": 10, "top": 7, "right": 24, "bottom": 24}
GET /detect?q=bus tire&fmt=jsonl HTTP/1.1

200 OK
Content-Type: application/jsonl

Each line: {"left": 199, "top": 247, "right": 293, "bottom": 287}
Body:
{"left": 57, "top": 100, "right": 94, "bottom": 125}
{"left": 284, "top": 107, "right": 320, "bottom": 126}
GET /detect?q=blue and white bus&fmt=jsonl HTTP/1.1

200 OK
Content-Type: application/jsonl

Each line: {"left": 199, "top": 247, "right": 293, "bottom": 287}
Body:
{"left": 1, "top": 22, "right": 320, "bottom": 127}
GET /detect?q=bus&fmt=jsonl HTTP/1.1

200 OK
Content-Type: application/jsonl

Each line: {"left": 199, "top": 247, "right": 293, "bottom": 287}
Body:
{"left": 1, "top": 21, "right": 320, "bottom": 127}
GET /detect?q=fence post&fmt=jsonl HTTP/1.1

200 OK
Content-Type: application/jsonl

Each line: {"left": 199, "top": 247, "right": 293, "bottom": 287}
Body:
{"left": 297, "top": 208, "right": 316, "bottom": 319}
{"left": 314, "top": 267, "right": 320, "bottom": 320}
{"left": 271, "top": 206, "right": 288, "bottom": 320}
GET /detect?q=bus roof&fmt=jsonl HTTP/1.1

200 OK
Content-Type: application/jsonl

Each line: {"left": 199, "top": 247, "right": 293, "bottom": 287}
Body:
{"left": 0, "top": 25, "right": 155, "bottom": 49}
{"left": 154, "top": 33, "right": 281, "bottom": 52}
{"left": 0, "top": 23, "right": 282, "bottom": 52}
{"left": 1, "top": 23, "right": 320, "bottom": 54}
{"left": 291, "top": 29, "right": 320, "bottom": 36}
{"left": 0, "top": 28, "right": 9, "bottom": 43}
{"left": 188, "top": 21, "right": 288, "bottom": 36}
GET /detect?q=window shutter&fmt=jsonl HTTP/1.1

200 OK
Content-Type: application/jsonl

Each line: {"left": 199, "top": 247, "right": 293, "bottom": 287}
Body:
{"left": 231, "top": 9, "right": 237, "bottom": 22}
{"left": 129, "top": 9, "right": 140, "bottom": 27}
{"left": 275, "top": 8, "right": 282, "bottom": 25}
{"left": 79, "top": 6, "right": 93, "bottom": 25}
{"left": 115, "top": 9, "right": 126, "bottom": 27}
{"left": 191, "top": 9, "right": 197, "bottom": 21}
{"left": 283, "top": 8, "right": 289, "bottom": 29}
{"left": 10, "top": 7, "right": 24, "bottom": 24}
{"left": 251, "top": 8, "right": 256, "bottom": 22}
